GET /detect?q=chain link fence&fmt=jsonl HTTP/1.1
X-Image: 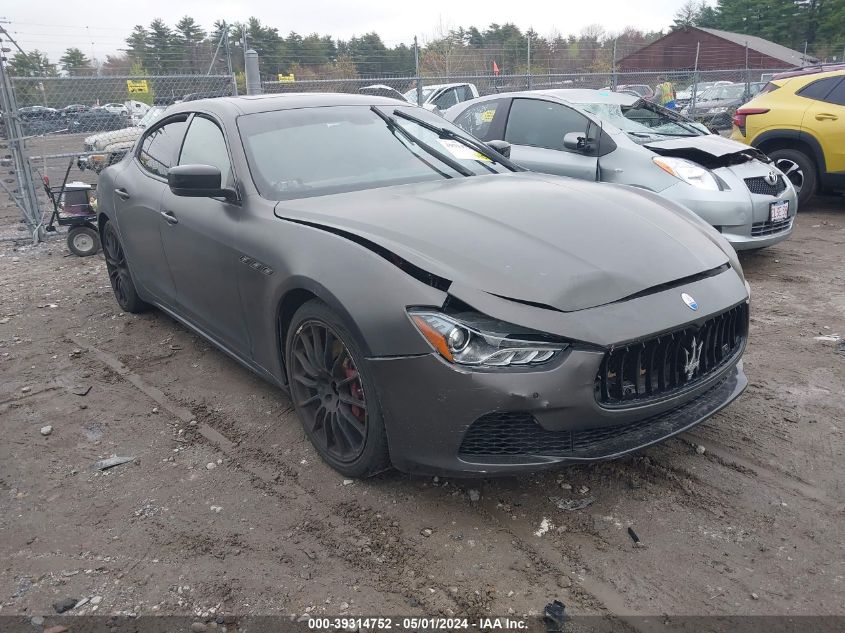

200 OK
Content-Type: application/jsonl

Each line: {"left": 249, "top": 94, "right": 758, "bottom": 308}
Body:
{"left": 0, "top": 63, "right": 796, "bottom": 242}
{"left": 0, "top": 74, "right": 236, "bottom": 242}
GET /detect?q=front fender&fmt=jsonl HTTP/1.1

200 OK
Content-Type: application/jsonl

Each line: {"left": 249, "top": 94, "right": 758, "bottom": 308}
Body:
{"left": 238, "top": 208, "right": 450, "bottom": 381}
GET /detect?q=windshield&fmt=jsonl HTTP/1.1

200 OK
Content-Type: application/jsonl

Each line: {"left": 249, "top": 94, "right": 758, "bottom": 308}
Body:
{"left": 138, "top": 106, "right": 164, "bottom": 127}
{"left": 580, "top": 100, "right": 707, "bottom": 141}
{"left": 238, "top": 105, "right": 513, "bottom": 200}
{"left": 699, "top": 84, "right": 745, "bottom": 101}
{"left": 681, "top": 82, "right": 714, "bottom": 94}
{"left": 403, "top": 87, "right": 436, "bottom": 103}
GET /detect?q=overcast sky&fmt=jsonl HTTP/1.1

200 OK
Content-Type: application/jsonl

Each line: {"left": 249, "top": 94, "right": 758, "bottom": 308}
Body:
{"left": 5, "top": 0, "right": 690, "bottom": 63}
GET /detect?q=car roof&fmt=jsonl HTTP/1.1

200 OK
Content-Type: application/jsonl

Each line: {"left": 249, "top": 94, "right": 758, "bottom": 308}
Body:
{"left": 773, "top": 63, "right": 845, "bottom": 80}
{"left": 444, "top": 89, "right": 641, "bottom": 115}
{"left": 774, "top": 67, "right": 845, "bottom": 88}
{"left": 421, "top": 83, "right": 469, "bottom": 90}
{"left": 535, "top": 89, "right": 640, "bottom": 105}
{"left": 165, "top": 92, "right": 416, "bottom": 117}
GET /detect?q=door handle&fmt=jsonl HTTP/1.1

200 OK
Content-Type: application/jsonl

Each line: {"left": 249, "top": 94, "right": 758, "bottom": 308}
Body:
{"left": 114, "top": 187, "right": 130, "bottom": 200}
{"left": 815, "top": 113, "right": 838, "bottom": 121}
{"left": 160, "top": 209, "right": 178, "bottom": 225}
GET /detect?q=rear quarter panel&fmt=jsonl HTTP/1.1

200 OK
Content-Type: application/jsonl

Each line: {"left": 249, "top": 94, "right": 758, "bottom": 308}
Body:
{"left": 743, "top": 77, "right": 811, "bottom": 144}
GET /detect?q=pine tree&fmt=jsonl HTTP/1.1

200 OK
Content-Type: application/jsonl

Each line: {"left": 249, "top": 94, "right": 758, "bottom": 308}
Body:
{"left": 126, "top": 26, "right": 149, "bottom": 66}
{"left": 146, "top": 19, "right": 175, "bottom": 73}
{"left": 174, "top": 16, "right": 206, "bottom": 72}
{"left": 7, "top": 50, "right": 57, "bottom": 77}
{"left": 59, "top": 47, "right": 93, "bottom": 76}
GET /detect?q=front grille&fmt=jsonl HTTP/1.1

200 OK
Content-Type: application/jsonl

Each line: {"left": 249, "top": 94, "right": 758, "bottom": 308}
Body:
{"left": 458, "top": 374, "right": 733, "bottom": 458}
{"left": 595, "top": 303, "right": 747, "bottom": 406}
{"left": 744, "top": 175, "right": 786, "bottom": 196}
{"left": 751, "top": 218, "right": 792, "bottom": 237}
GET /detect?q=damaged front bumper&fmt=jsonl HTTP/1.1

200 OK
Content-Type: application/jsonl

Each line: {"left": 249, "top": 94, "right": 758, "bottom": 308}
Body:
{"left": 367, "top": 273, "right": 750, "bottom": 476}
{"left": 368, "top": 348, "right": 746, "bottom": 476}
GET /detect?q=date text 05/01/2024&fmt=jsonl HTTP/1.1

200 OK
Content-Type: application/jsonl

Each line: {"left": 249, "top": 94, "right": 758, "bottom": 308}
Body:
{"left": 307, "top": 617, "right": 528, "bottom": 630}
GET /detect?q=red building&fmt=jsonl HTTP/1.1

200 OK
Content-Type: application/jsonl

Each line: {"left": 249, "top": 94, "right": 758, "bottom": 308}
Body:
{"left": 619, "top": 27, "right": 816, "bottom": 71}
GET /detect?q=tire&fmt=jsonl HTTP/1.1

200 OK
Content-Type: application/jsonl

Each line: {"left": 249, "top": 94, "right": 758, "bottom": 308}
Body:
{"left": 101, "top": 220, "right": 150, "bottom": 314}
{"left": 768, "top": 148, "right": 817, "bottom": 207}
{"left": 286, "top": 300, "right": 391, "bottom": 478}
{"left": 67, "top": 225, "right": 100, "bottom": 257}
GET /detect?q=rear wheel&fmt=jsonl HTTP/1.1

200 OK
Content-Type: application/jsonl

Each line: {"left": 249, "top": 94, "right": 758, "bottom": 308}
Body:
{"left": 67, "top": 225, "right": 100, "bottom": 257}
{"left": 102, "top": 221, "right": 149, "bottom": 314}
{"left": 769, "top": 148, "right": 817, "bottom": 207}
{"left": 286, "top": 300, "right": 390, "bottom": 478}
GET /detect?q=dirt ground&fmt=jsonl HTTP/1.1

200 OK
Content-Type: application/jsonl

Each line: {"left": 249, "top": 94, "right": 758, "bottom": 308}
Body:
{"left": 1, "top": 189, "right": 844, "bottom": 628}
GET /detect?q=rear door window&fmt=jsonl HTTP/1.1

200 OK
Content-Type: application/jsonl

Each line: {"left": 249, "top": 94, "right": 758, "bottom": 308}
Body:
{"left": 504, "top": 99, "right": 589, "bottom": 151}
{"left": 452, "top": 99, "right": 506, "bottom": 140}
{"left": 819, "top": 78, "right": 845, "bottom": 106}
{"left": 796, "top": 77, "right": 841, "bottom": 101}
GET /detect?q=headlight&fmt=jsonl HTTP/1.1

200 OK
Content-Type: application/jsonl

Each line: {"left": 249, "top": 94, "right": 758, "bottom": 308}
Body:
{"left": 653, "top": 156, "right": 720, "bottom": 191}
{"left": 408, "top": 309, "right": 567, "bottom": 367}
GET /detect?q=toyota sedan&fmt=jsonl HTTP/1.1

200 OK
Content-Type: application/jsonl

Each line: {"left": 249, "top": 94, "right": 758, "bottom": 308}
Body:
{"left": 96, "top": 93, "right": 749, "bottom": 477}
{"left": 445, "top": 89, "right": 797, "bottom": 251}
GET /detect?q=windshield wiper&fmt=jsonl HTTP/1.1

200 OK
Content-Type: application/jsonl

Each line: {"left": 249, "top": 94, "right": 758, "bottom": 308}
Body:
{"left": 370, "top": 106, "right": 475, "bottom": 177}
{"left": 392, "top": 108, "right": 523, "bottom": 172}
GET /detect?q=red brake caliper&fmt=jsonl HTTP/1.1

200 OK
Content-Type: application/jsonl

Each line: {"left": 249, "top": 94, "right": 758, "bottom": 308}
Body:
{"left": 343, "top": 359, "right": 364, "bottom": 422}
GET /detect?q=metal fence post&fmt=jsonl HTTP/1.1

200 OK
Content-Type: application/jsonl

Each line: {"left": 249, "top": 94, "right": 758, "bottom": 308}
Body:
{"left": 414, "top": 36, "right": 422, "bottom": 106}
{"left": 744, "top": 41, "right": 750, "bottom": 99}
{"left": 0, "top": 57, "right": 43, "bottom": 241}
{"left": 690, "top": 42, "right": 701, "bottom": 114}
{"left": 244, "top": 49, "right": 261, "bottom": 95}
{"left": 527, "top": 32, "right": 532, "bottom": 90}
{"left": 611, "top": 38, "right": 618, "bottom": 90}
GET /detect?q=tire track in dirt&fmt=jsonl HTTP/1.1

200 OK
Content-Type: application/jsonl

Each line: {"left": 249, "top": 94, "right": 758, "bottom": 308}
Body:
{"left": 68, "top": 336, "right": 477, "bottom": 615}
{"left": 72, "top": 336, "right": 690, "bottom": 625}
{"left": 680, "top": 433, "right": 839, "bottom": 510}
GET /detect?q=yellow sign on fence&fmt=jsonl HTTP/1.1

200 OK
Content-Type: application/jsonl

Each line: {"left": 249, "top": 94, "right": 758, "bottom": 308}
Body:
{"left": 126, "top": 80, "right": 149, "bottom": 94}
{"left": 277, "top": 73, "right": 295, "bottom": 83}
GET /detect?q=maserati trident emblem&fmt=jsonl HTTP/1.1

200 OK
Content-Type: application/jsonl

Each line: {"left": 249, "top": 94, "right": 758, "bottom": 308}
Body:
{"left": 764, "top": 170, "right": 778, "bottom": 186}
{"left": 683, "top": 337, "right": 704, "bottom": 381}
{"left": 681, "top": 292, "right": 698, "bottom": 311}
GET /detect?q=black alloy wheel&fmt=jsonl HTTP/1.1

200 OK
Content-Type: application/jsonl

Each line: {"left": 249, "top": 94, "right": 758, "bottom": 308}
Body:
{"left": 290, "top": 320, "right": 368, "bottom": 461}
{"left": 286, "top": 301, "right": 390, "bottom": 477}
{"left": 102, "top": 221, "right": 149, "bottom": 313}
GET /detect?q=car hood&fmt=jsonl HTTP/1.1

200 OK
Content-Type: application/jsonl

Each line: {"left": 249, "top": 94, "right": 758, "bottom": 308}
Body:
{"left": 85, "top": 126, "right": 142, "bottom": 150}
{"left": 273, "top": 173, "right": 731, "bottom": 313}
{"left": 644, "top": 134, "right": 757, "bottom": 159}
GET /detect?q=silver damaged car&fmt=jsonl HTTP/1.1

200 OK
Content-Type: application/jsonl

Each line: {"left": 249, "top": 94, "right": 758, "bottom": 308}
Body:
{"left": 445, "top": 89, "right": 798, "bottom": 251}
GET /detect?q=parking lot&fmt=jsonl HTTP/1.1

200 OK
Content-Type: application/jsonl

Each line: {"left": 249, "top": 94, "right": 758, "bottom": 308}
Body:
{"left": 1, "top": 186, "right": 843, "bottom": 623}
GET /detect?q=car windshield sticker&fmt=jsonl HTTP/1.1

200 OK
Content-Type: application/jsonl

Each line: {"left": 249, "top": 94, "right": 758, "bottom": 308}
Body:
{"left": 438, "top": 138, "right": 491, "bottom": 161}
{"left": 480, "top": 109, "right": 496, "bottom": 123}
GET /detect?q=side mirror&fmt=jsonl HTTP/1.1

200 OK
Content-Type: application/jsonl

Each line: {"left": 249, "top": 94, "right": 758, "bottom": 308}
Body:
{"left": 486, "top": 140, "right": 511, "bottom": 158}
{"left": 168, "top": 164, "right": 237, "bottom": 201}
{"left": 563, "top": 132, "right": 590, "bottom": 152}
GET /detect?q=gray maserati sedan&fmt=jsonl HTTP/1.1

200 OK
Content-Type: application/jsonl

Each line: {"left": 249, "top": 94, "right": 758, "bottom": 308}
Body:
{"left": 96, "top": 93, "right": 750, "bottom": 477}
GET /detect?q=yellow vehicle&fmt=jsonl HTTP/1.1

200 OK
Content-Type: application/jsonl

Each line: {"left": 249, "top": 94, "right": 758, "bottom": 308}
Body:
{"left": 731, "top": 65, "right": 845, "bottom": 205}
